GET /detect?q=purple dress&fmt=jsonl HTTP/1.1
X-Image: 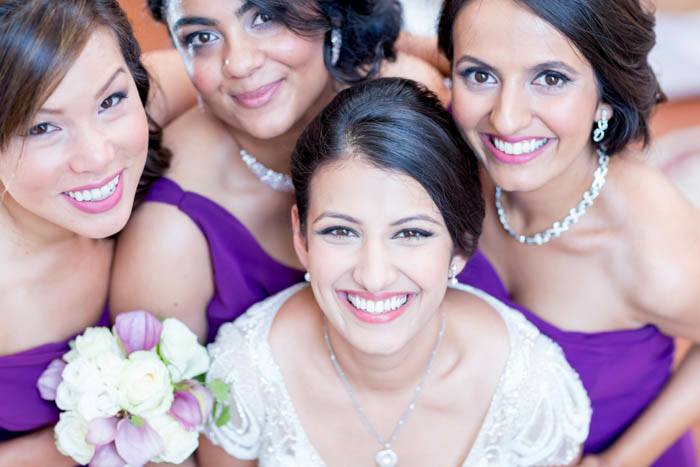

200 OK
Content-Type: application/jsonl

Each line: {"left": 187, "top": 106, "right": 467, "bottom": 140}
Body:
{"left": 144, "top": 177, "right": 305, "bottom": 344}
{"left": 459, "top": 250, "right": 697, "bottom": 466}
{"left": 0, "top": 308, "right": 110, "bottom": 442}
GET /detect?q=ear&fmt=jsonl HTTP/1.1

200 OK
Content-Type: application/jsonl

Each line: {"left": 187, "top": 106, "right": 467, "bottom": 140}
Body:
{"left": 450, "top": 252, "right": 469, "bottom": 276}
{"left": 291, "top": 204, "right": 309, "bottom": 270}
{"left": 594, "top": 102, "right": 613, "bottom": 122}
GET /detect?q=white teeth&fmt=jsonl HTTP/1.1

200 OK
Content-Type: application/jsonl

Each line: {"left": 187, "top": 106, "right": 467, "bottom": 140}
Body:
{"left": 347, "top": 294, "right": 409, "bottom": 314}
{"left": 492, "top": 137, "right": 548, "bottom": 155}
{"left": 65, "top": 175, "right": 119, "bottom": 202}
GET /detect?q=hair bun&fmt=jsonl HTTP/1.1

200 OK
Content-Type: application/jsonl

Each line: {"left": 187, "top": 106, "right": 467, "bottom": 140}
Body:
{"left": 325, "top": 0, "right": 402, "bottom": 83}
{"left": 146, "top": 0, "right": 165, "bottom": 23}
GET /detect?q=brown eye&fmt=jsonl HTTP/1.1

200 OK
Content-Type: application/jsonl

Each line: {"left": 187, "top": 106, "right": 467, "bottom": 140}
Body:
{"left": 474, "top": 71, "right": 489, "bottom": 83}
{"left": 99, "top": 92, "right": 126, "bottom": 112}
{"left": 545, "top": 74, "right": 561, "bottom": 86}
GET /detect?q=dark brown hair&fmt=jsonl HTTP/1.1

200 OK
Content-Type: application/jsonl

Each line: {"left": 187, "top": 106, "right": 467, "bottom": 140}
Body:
{"left": 292, "top": 78, "right": 484, "bottom": 257}
{"left": 147, "top": 0, "right": 401, "bottom": 84}
{"left": 0, "top": 0, "right": 169, "bottom": 206}
{"left": 437, "top": 0, "right": 666, "bottom": 155}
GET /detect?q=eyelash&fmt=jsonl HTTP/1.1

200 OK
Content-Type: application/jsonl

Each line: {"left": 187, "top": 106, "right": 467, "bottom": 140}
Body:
{"left": 318, "top": 226, "right": 358, "bottom": 238}
{"left": 99, "top": 91, "right": 127, "bottom": 112}
{"left": 316, "top": 227, "right": 434, "bottom": 240}
{"left": 26, "top": 91, "right": 127, "bottom": 137}
{"left": 393, "top": 229, "right": 433, "bottom": 240}
{"left": 533, "top": 71, "right": 571, "bottom": 88}
{"left": 458, "top": 68, "right": 572, "bottom": 89}
{"left": 181, "top": 31, "right": 220, "bottom": 49}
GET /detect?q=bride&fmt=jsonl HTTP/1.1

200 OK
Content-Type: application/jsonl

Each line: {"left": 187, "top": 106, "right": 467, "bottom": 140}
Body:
{"left": 201, "top": 78, "right": 591, "bottom": 466}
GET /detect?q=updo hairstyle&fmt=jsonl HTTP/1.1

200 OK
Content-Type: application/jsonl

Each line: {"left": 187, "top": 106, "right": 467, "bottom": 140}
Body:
{"left": 291, "top": 77, "right": 485, "bottom": 258}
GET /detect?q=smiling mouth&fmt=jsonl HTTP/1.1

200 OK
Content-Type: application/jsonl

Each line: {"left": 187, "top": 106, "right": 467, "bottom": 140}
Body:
{"left": 346, "top": 293, "right": 410, "bottom": 315}
{"left": 490, "top": 136, "right": 549, "bottom": 155}
{"left": 63, "top": 174, "right": 120, "bottom": 202}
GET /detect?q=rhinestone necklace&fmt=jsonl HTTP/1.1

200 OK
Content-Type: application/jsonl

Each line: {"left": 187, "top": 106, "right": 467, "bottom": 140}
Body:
{"left": 239, "top": 148, "right": 294, "bottom": 192}
{"left": 322, "top": 313, "right": 446, "bottom": 467}
{"left": 495, "top": 149, "right": 610, "bottom": 245}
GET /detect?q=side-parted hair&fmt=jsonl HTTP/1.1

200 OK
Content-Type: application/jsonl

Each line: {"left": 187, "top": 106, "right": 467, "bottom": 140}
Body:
{"left": 147, "top": 0, "right": 402, "bottom": 84}
{"left": 437, "top": 0, "right": 666, "bottom": 155}
{"left": 292, "top": 78, "right": 485, "bottom": 258}
{"left": 0, "top": 0, "right": 169, "bottom": 206}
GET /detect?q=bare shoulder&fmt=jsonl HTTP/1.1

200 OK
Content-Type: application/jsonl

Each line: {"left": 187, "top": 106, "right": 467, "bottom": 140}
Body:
{"left": 381, "top": 52, "right": 450, "bottom": 105}
{"left": 110, "top": 200, "right": 213, "bottom": 342}
{"left": 611, "top": 154, "right": 700, "bottom": 323}
{"left": 444, "top": 286, "right": 510, "bottom": 358}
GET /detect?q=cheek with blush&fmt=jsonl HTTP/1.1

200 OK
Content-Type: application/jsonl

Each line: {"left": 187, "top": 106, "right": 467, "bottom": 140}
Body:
{"left": 190, "top": 60, "right": 222, "bottom": 96}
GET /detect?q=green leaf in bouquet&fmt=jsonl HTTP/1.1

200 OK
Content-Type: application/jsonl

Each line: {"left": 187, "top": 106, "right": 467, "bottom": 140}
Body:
{"left": 208, "top": 378, "right": 230, "bottom": 402}
{"left": 215, "top": 404, "right": 231, "bottom": 427}
{"left": 130, "top": 415, "right": 145, "bottom": 428}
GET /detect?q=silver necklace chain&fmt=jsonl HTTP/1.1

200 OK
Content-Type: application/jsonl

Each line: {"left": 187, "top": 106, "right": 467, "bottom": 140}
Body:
{"left": 495, "top": 148, "right": 610, "bottom": 245}
{"left": 239, "top": 148, "right": 294, "bottom": 192}
{"left": 322, "top": 313, "right": 446, "bottom": 467}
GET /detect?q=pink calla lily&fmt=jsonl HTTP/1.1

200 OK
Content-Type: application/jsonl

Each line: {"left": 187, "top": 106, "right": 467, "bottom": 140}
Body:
{"left": 169, "top": 389, "right": 202, "bottom": 431}
{"left": 189, "top": 381, "right": 214, "bottom": 424}
{"left": 115, "top": 418, "right": 164, "bottom": 467}
{"left": 89, "top": 442, "right": 127, "bottom": 467}
{"left": 86, "top": 417, "right": 118, "bottom": 446}
{"left": 114, "top": 311, "right": 162, "bottom": 354}
{"left": 37, "top": 358, "right": 66, "bottom": 401}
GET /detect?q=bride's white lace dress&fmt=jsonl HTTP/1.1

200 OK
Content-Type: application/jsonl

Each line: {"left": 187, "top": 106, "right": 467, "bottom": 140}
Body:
{"left": 205, "top": 283, "right": 591, "bottom": 466}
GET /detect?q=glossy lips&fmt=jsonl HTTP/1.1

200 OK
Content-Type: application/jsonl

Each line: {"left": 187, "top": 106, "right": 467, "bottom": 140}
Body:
{"left": 231, "top": 79, "right": 283, "bottom": 109}
{"left": 480, "top": 133, "right": 553, "bottom": 165}
{"left": 62, "top": 172, "right": 123, "bottom": 214}
{"left": 339, "top": 291, "right": 415, "bottom": 324}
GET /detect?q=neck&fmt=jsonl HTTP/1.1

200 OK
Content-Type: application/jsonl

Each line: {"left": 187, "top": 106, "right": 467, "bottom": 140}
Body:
{"left": 324, "top": 311, "right": 446, "bottom": 393}
{"left": 500, "top": 146, "right": 602, "bottom": 234}
{"left": 230, "top": 81, "right": 337, "bottom": 176}
{"left": 0, "top": 191, "right": 83, "bottom": 253}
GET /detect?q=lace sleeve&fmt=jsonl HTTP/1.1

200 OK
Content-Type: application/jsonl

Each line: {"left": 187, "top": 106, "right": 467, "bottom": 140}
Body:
{"left": 204, "top": 321, "right": 265, "bottom": 461}
{"left": 508, "top": 319, "right": 592, "bottom": 466}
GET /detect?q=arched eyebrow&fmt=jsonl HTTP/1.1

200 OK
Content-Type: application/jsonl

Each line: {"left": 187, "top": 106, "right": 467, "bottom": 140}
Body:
{"left": 172, "top": 17, "right": 218, "bottom": 31}
{"left": 38, "top": 68, "right": 126, "bottom": 115}
{"left": 390, "top": 215, "right": 441, "bottom": 226}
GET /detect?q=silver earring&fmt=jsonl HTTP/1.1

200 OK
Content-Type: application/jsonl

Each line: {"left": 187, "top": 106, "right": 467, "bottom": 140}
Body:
{"left": 448, "top": 264, "right": 459, "bottom": 286}
{"left": 330, "top": 28, "right": 342, "bottom": 66}
{"left": 304, "top": 272, "right": 311, "bottom": 282}
{"left": 593, "top": 109, "right": 609, "bottom": 143}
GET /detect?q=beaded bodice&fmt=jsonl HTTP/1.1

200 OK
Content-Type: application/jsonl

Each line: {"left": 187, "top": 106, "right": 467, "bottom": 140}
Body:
{"left": 205, "top": 283, "right": 591, "bottom": 466}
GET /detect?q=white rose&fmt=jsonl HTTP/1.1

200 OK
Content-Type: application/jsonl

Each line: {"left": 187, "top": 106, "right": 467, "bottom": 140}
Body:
{"left": 56, "top": 382, "right": 79, "bottom": 412}
{"left": 62, "top": 357, "right": 103, "bottom": 396}
{"left": 159, "top": 319, "right": 210, "bottom": 382}
{"left": 74, "top": 327, "right": 124, "bottom": 360}
{"left": 148, "top": 413, "right": 199, "bottom": 464}
{"left": 54, "top": 411, "right": 95, "bottom": 465}
{"left": 118, "top": 351, "right": 173, "bottom": 417}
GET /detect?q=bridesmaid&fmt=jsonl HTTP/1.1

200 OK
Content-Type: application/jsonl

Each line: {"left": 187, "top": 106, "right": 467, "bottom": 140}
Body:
{"left": 438, "top": 0, "right": 700, "bottom": 464}
{"left": 0, "top": 0, "right": 170, "bottom": 463}
{"left": 110, "top": 0, "right": 407, "bottom": 343}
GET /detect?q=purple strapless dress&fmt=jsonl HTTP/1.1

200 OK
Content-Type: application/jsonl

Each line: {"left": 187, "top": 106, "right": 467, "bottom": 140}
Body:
{"left": 0, "top": 307, "right": 110, "bottom": 442}
{"left": 144, "top": 177, "right": 305, "bottom": 344}
{"left": 459, "top": 250, "right": 697, "bottom": 466}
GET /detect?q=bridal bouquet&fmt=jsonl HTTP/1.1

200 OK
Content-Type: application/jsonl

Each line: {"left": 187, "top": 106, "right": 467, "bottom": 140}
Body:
{"left": 37, "top": 311, "right": 212, "bottom": 466}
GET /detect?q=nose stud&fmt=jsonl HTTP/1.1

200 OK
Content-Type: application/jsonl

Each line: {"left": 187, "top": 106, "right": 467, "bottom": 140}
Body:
{"left": 224, "top": 59, "right": 230, "bottom": 66}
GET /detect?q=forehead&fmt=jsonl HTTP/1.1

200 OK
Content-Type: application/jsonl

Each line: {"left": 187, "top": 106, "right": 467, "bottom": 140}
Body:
{"left": 453, "top": 0, "right": 587, "bottom": 68}
{"left": 309, "top": 158, "right": 442, "bottom": 220}
{"left": 42, "top": 29, "right": 126, "bottom": 107}
{"left": 166, "top": 0, "right": 245, "bottom": 22}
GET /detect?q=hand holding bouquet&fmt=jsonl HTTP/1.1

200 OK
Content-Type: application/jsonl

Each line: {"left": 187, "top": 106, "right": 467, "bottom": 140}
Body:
{"left": 37, "top": 311, "right": 212, "bottom": 466}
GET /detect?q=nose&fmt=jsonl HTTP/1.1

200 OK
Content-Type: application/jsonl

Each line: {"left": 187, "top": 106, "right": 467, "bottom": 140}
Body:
{"left": 68, "top": 124, "right": 115, "bottom": 174}
{"left": 352, "top": 237, "right": 398, "bottom": 293}
{"left": 222, "top": 36, "right": 265, "bottom": 79}
{"left": 489, "top": 81, "right": 533, "bottom": 135}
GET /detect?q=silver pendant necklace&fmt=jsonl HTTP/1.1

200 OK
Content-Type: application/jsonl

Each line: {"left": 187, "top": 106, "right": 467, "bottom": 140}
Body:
{"left": 239, "top": 148, "right": 294, "bottom": 192}
{"left": 323, "top": 313, "right": 446, "bottom": 467}
{"left": 495, "top": 148, "right": 610, "bottom": 245}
